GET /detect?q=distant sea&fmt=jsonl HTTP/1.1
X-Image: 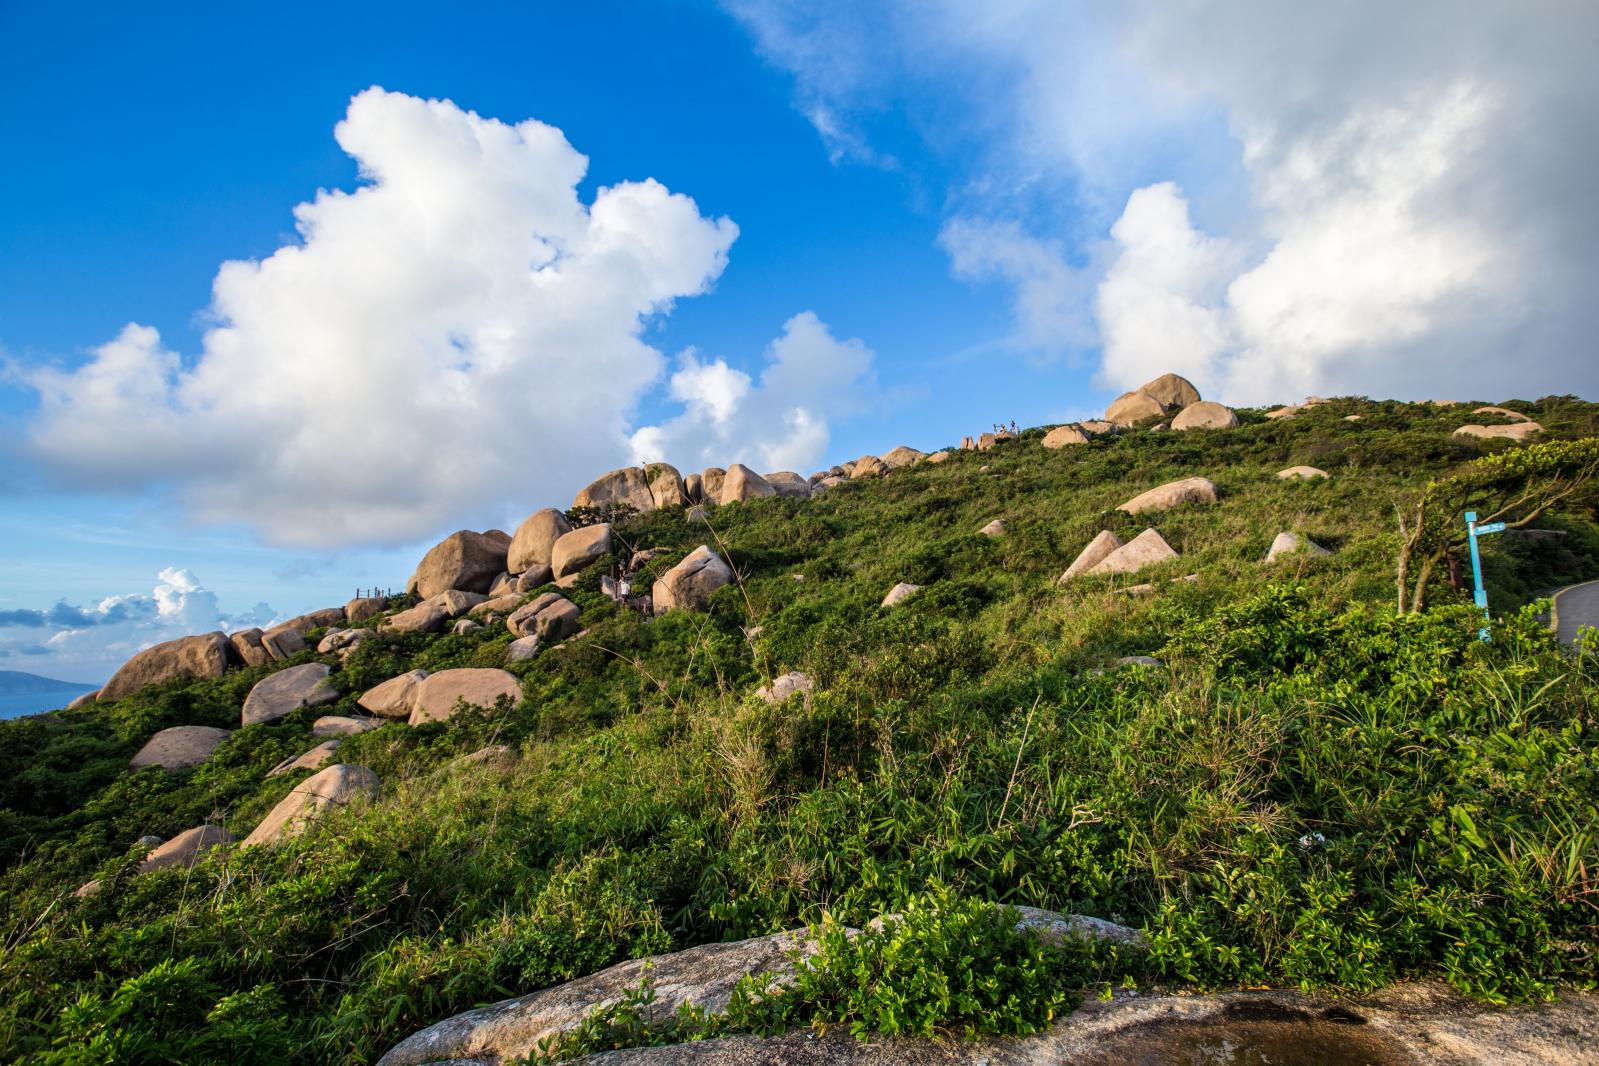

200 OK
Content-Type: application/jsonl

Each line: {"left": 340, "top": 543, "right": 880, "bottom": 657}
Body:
{"left": 0, "top": 671, "right": 100, "bottom": 721}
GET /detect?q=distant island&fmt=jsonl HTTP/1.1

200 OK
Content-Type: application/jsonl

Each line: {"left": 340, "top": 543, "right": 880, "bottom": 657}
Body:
{"left": 0, "top": 670, "right": 98, "bottom": 720}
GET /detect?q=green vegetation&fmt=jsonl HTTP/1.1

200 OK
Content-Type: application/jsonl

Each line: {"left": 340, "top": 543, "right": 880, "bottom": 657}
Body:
{"left": 2, "top": 396, "right": 1598, "bottom": 1063}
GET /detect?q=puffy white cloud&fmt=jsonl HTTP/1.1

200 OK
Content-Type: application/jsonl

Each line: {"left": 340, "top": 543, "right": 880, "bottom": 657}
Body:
{"left": 0, "top": 568, "right": 276, "bottom": 684}
{"left": 28, "top": 88, "right": 738, "bottom": 547}
{"left": 728, "top": 1, "right": 1599, "bottom": 403}
{"left": 630, "top": 311, "right": 874, "bottom": 474}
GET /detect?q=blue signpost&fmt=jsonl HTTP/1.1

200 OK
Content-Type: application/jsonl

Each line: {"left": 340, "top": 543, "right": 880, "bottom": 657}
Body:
{"left": 1464, "top": 511, "right": 1506, "bottom": 641}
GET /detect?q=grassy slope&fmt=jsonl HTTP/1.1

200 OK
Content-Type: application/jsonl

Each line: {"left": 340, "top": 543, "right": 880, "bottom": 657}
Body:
{"left": 2, "top": 396, "right": 1598, "bottom": 1063}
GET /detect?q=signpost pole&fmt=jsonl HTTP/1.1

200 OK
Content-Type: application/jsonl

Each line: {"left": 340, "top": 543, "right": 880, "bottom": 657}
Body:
{"left": 1463, "top": 510, "right": 1507, "bottom": 642}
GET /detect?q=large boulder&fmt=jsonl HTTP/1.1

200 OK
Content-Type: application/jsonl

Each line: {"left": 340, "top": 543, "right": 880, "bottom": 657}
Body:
{"left": 700, "top": 467, "right": 726, "bottom": 503}
{"left": 551, "top": 524, "right": 613, "bottom": 581}
{"left": 763, "top": 471, "right": 812, "bottom": 498}
{"left": 645, "top": 463, "right": 687, "bottom": 509}
{"left": 1088, "top": 529, "right": 1179, "bottom": 576}
{"left": 1171, "top": 401, "right": 1238, "bottom": 431}
{"left": 268, "top": 608, "right": 345, "bottom": 636}
{"left": 574, "top": 467, "right": 657, "bottom": 513}
{"left": 410, "top": 669, "right": 523, "bottom": 725}
{"left": 881, "top": 582, "right": 921, "bottom": 608}
{"left": 850, "top": 454, "right": 890, "bottom": 477}
{"left": 241, "top": 764, "right": 379, "bottom": 848}
{"left": 1104, "top": 390, "right": 1165, "bottom": 426}
{"left": 1137, "top": 372, "right": 1202, "bottom": 409}
{"left": 129, "top": 726, "right": 231, "bottom": 772}
{"left": 507, "top": 508, "right": 573, "bottom": 575}
{"left": 414, "top": 531, "right": 508, "bottom": 599}
{"left": 1277, "top": 465, "right": 1329, "bottom": 480}
{"left": 427, "top": 589, "right": 487, "bottom": 618}
{"left": 1118, "top": 477, "right": 1219, "bottom": 514}
{"left": 139, "top": 825, "right": 234, "bottom": 873}
{"left": 1454, "top": 422, "right": 1543, "bottom": 441}
{"left": 653, "top": 546, "right": 734, "bottom": 614}
{"left": 683, "top": 473, "right": 704, "bottom": 503}
{"left": 1042, "top": 424, "right": 1091, "bottom": 448}
{"left": 230, "top": 628, "right": 270, "bottom": 668}
{"left": 1264, "top": 532, "right": 1332, "bottom": 563}
{"left": 381, "top": 601, "right": 449, "bottom": 634}
{"left": 507, "top": 593, "right": 581, "bottom": 640}
{"left": 469, "top": 594, "right": 524, "bottom": 619}
{"left": 241, "top": 663, "right": 339, "bottom": 726}
{"left": 260, "top": 627, "right": 307, "bottom": 661}
{"left": 880, "top": 445, "right": 925, "bottom": 469}
{"left": 345, "top": 596, "right": 388, "bottom": 623}
{"left": 358, "top": 669, "right": 429, "bottom": 719}
{"left": 925, "top": 450, "right": 952, "bottom": 464}
{"left": 1059, "top": 531, "right": 1124, "bottom": 582}
{"left": 721, "top": 464, "right": 776, "bottom": 503}
{"left": 99, "top": 632, "right": 234, "bottom": 702}
{"left": 516, "top": 566, "right": 554, "bottom": 593}
{"left": 267, "top": 739, "right": 341, "bottom": 778}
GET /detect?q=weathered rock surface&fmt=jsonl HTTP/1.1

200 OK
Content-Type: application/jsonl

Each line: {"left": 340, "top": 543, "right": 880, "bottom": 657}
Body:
{"left": 382, "top": 601, "right": 449, "bottom": 634}
{"left": 925, "top": 450, "right": 951, "bottom": 464}
{"left": 1042, "top": 424, "right": 1091, "bottom": 448}
{"left": 1472, "top": 405, "right": 1530, "bottom": 422}
{"left": 409, "top": 668, "right": 522, "bottom": 725}
{"left": 129, "top": 726, "right": 231, "bottom": 771}
{"left": 1265, "top": 404, "right": 1300, "bottom": 419}
{"left": 267, "top": 739, "right": 341, "bottom": 777}
{"left": 469, "top": 594, "right": 524, "bottom": 619}
{"left": 1277, "top": 465, "right": 1329, "bottom": 480}
{"left": 261, "top": 626, "right": 307, "bottom": 661}
{"left": 551, "top": 524, "right": 613, "bottom": 581}
{"left": 763, "top": 471, "right": 812, "bottom": 498}
{"left": 1137, "top": 372, "right": 1202, "bottom": 410}
{"left": 701, "top": 467, "right": 727, "bottom": 503}
{"left": 414, "top": 530, "right": 508, "bottom": 599}
{"left": 345, "top": 596, "right": 388, "bottom": 623}
{"left": 978, "top": 519, "right": 1006, "bottom": 536}
{"left": 1059, "top": 531, "right": 1124, "bottom": 582}
{"left": 1118, "top": 477, "right": 1219, "bottom": 514}
{"left": 241, "top": 663, "right": 339, "bottom": 726}
{"left": 428, "top": 589, "right": 487, "bottom": 618}
{"left": 849, "top": 454, "right": 889, "bottom": 477}
{"left": 684, "top": 473, "right": 704, "bottom": 503}
{"left": 230, "top": 628, "right": 270, "bottom": 667}
{"left": 507, "top": 593, "right": 580, "bottom": 640}
{"left": 1088, "top": 529, "right": 1179, "bottom": 576}
{"left": 67, "top": 690, "right": 98, "bottom": 710}
{"left": 646, "top": 463, "right": 687, "bottom": 508}
{"left": 505, "top": 635, "right": 541, "bottom": 662}
{"left": 1264, "top": 532, "right": 1332, "bottom": 563}
{"left": 312, "top": 715, "right": 384, "bottom": 737}
{"left": 755, "top": 672, "right": 813, "bottom": 705}
{"left": 241, "top": 764, "right": 379, "bottom": 848}
{"left": 881, "top": 582, "right": 921, "bottom": 608}
{"left": 1105, "top": 390, "right": 1165, "bottom": 426}
{"left": 318, "top": 628, "right": 373, "bottom": 654}
{"left": 100, "top": 632, "right": 234, "bottom": 702}
{"left": 1171, "top": 400, "right": 1238, "bottom": 431}
{"left": 574, "top": 467, "right": 658, "bottom": 513}
{"left": 654, "top": 546, "right": 735, "bottom": 614}
{"left": 722, "top": 464, "right": 777, "bottom": 503}
{"left": 358, "top": 670, "right": 428, "bottom": 719}
{"left": 139, "top": 824, "right": 234, "bottom": 873}
{"left": 516, "top": 566, "right": 554, "bottom": 592}
{"left": 880, "top": 445, "right": 925, "bottom": 469}
{"left": 269, "top": 608, "right": 346, "bottom": 636}
{"left": 1454, "top": 422, "right": 1543, "bottom": 441}
{"left": 507, "top": 508, "right": 573, "bottom": 575}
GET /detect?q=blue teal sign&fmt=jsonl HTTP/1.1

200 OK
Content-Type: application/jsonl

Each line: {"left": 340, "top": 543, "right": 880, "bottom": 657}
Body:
{"left": 1464, "top": 511, "right": 1504, "bottom": 641}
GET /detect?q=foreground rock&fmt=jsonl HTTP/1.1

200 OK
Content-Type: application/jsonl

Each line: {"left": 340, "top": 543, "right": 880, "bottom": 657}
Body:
{"left": 241, "top": 663, "right": 339, "bottom": 726}
{"left": 1059, "top": 531, "right": 1123, "bottom": 582}
{"left": 1088, "top": 529, "right": 1178, "bottom": 576}
{"left": 1137, "top": 372, "right": 1201, "bottom": 409}
{"left": 1264, "top": 532, "right": 1332, "bottom": 563}
{"left": 409, "top": 668, "right": 522, "bottom": 725}
{"left": 413, "top": 530, "right": 508, "bottom": 598}
{"left": 507, "top": 508, "right": 574, "bottom": 575}
{"left": 654, "top": 546, "right": 735, "bottom": 614}
{"left": 881, "top": 582, "right": 921, "bottom": 608}
{"left": 100, "top": 632, "right": 234, "bottom": 702}
{"left": 1118, "top": 477, "right": 1219, "bottom": 514}
{"left": 139, "top": 824, "right": 234, "bottom": 873}
{"left": 1171, "top": 401, "right": 1238, "bottom": 431}
{"left": 129, "top": 726, "right": 232, "bottom": 771}
{"left": 241, "top": 764, "right": 379, "bottom": 848}
{"left": 552, "top": 524, "right": 613, "bottom": 582}
{"left": 358, "top": 670, "right": 429, "bottom": 719}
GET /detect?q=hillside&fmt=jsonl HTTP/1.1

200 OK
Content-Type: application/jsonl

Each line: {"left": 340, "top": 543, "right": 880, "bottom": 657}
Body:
{"left": 0, "top": 672, "right": 98, "bottom": 721}
{"left": 2, "top": 387, "right": 1598, "bottom": 1064}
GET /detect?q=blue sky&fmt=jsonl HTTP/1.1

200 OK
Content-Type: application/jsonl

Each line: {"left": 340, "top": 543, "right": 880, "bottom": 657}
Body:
{"left": 2, "top": 1, "right": 1595, "bottom": 682}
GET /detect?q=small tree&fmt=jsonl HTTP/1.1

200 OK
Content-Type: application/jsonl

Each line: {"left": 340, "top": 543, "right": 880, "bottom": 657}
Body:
{"left": 1394, "top": 437, "right": 1599, "bottom": 613}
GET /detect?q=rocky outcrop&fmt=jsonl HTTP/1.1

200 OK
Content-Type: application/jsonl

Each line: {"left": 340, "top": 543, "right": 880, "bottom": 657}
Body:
{"left": 755, "top": 672, "right": 812, "bottom": 705}
{"left": 574, "top": 467, "right": 658, "bottom": 513}
{"left": 427, "top": 589, "right": 487, "bottom": 618}
{"left": 409, "top": 668, "right": 522, "bottom": 725}
{"left": 1277, "top": 465, "right": 1329, "bottom": 480}
{"left": 507, "top": 593, "right": 581, "bottom": 640}
{"left": 1171, "top": 401, "right": 1238, "bottom": 431}
{"left": 1118, "top": 477, "right": 1219, "bottom": 514}
{"left": 1265, "top": 404, "right": 1299, "bottom": 419}
{"left": 1454, "top": 422, "right": 1543, "bottom": 441}
{"left": 850, "top": 454, "right": 889, "bottom": 477}
{"left": 684, "top": 473, "right": 704, "bottom": 503}
{"left": 653, "top": 546, "right": 735, "bottom": 614}
{"left": 129, "top": 726, "right": 231, "bottom": 771}
{"left": 700, "top": 467, "right": 727, "bottom": 503}
{"left": 139, "top": 824, "right": 234, "bottom": 873}
{"left": 1041, "top": 424, "right": 1090, "bottom": 448}
{"left": 507, "top": 508, "right": 574, "bottom": 575}
{"left": 345, "top": 596, "right": 388, "bottom": 623}
{"left": 551, "top": 524, "right": 613, "bottom": 581}
{"left": 646, "top": 463, "right": 687, "bottom": 508}
{"left": 241, "top": 764, "right": 379, "bottom": 848}
{"left": 414, "top": 531, "right": 508, "bottom": 599}
{"left": 358, "top": 670, "right": 428, "bottom": 719}
{"left": 1137, "top": 372, "right": 1202, "bottom": 410}
{"left": 469, "top": 594, "right": 524, "bottom": 619}
{"left": 381, "top": 601, "right": 449, "bottom": 634}
{"left": 241, "top": 663, "right": 339, "bottom": 726}
{"left": 1088, "top": 529, "right": 1178, "bottom": 576}
{"left": 261, "top": 627, "right": 307, "bottom": 661}
{"left": 881, "top": 582, "right": 921, "bottom": 608}
{"left": 880, "top": 445, "right": 925, "bottom": 469}
{"left": 722, "top": 464, "right": 777, "bottom": 503}
{"left": 763, "top": 471, "right": 812, "bottom": 498}
{"left": 1105, "top": 390, "right": 1165, "bottom": 426}
{"left": 1059, "top": 531, "right": 1124, "bottom": 582}
{"left": 230, "top": 629, "right": 270, "bottom": 668}
{"left": 267, "top": 739, "right": 341, "bottom": 777}
{"left": 1264, "top": 532, "right": 1331, "bottom": 563}
{"left": 99, "top": 632, "right": 234, "bottom": 702}
{"left": 925, "top": 450, "right": 951, "bottom": 464}
{"left": 451, "top": 619, "right": 480, "bottom": 636}
{"left": 317, "top": 628, "right": 373, "bottom": 655}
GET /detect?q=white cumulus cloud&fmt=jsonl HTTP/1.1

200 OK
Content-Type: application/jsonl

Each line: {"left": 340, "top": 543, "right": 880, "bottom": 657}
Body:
{"left": 27, "top": 87, "right": 739, "bottom": 547}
